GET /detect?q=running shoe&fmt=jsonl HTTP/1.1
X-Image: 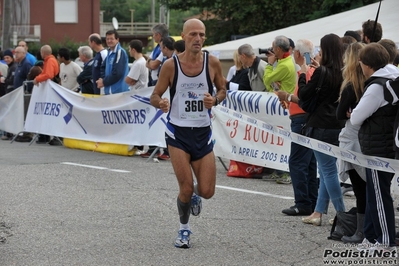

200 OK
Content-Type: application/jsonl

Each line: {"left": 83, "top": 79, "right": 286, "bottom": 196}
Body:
{"left": 157, "top": 153, "right": 170, "bottom": 160}
{"left": 190, "top": 194, "right": 202, "bottom": 216}
{"left": 276, "top": 173, "right": 292, "bottom": 184}
{"left": 174, "top": 229, "right": 191, "bottom": 248}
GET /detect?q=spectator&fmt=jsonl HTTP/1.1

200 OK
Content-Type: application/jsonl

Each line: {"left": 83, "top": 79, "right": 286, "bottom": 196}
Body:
{"left": 298, "top": 34, "right": 346, "bottom": 226}
{"left": 12, "top": 46, "right": 34, "bottom": 142}
{"left": 146, "top": 23, "right": 169, "bottom": 86}
{"left": 336, "top": 42, "right": 367, "bottom": 243}
{"left": 263, "top": 36, "right": 297, "bottom": 184}
{"left": 3, "top": 49, "right": 16, "bottom": 94}
{"left": 0, "top": 51, "right": 8, "bottom": 97}
{"left": 13, "top": 46, "right": 32, "bottom": 90}
{"left": 378, "top": 39, "right": 397, "bottom": 64}
{"left": 344, "top": 30, "right": 361, "bottom": 42}
{"left": 237, "top": 44, "right": 267, "bottom": 91}
{"left": 341, "top": 36, "right": 357, "bottom": 51}
{"left": 1, "top": 49, "right": 17, "bottom": 140}
{"left": 33, "top": 45, "right": 60, "bottom": 144}
{"left": 160, "top": 37, "right": 175, "bottom": 60}
{"left": 361, "top": 20, "right": 382, "bottom": 44}
{"left": 57, "top": 47, "right": 82, "bottom": 92}
{"left": 263, "top": 36, "right": 296, "bottom": 94}
{"left": 351, "top": 43, "right": 399, "bottom": 251}
{"left": 275, "top": 39, "right": 318, "bottom": 216}
{"left": 88, "top": 33, "right": 107, "bottom": 95}
{"left": 96, "top": 30, "right": 129, "bottom": 95}
{"left": 18, "top": 41, "right": 36, "bottom": 66}
{"left": 125, "top": 40, "right": 148, "bottom": 91}
{"left": 76, "top": 46, "right": 94, "bottom": 94}
{"left": 393, "top": 50, "right": 399, "bottom": 67}
{"left": 174, "top": 40, "right": 185, "bottom": 54}
{"left": 226, "top": 50, "right": 251, "bottom": 91}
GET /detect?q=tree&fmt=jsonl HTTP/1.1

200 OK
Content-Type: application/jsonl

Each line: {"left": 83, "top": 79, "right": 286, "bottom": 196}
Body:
{"left": 160, "top": 0, "right": 380, "bottom": 45}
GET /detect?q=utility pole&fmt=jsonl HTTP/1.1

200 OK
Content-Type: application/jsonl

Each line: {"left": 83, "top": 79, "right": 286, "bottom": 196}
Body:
{"left": 151, "top": 0, "right": 155, "bottom": 48}
{"left": 2, "top": 0, "right": 12, "bottom": 49}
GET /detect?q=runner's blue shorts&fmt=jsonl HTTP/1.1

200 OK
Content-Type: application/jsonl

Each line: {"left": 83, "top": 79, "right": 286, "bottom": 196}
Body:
{"left": 165, "top": 123, "right": 213, "bottom": 161}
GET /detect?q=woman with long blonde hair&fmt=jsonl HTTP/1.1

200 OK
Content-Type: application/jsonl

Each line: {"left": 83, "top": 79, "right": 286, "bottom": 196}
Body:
{"left": 336, "top": 42, "right": 367, "bottom": 243}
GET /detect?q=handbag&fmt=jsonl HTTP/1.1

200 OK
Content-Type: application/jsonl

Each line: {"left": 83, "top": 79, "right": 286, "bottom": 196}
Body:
{"left": 226, "top": 160, "right": 263, "bottom": 178}
{"left": 299, "top": 66, "right": 326, "bottom": 113}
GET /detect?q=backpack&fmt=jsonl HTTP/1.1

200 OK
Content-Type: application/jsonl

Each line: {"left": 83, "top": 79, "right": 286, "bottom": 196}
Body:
{"left": 383, "top": 76, "right": 399, "bottom": 151}
{"left": 328, "top": 207, "right": 357, "bottom": 241}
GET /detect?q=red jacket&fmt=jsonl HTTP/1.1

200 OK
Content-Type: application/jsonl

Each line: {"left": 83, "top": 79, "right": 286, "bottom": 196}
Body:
{"left": 289, "top": 67, "right": 315, "bottom": 116}
{"left": 35, "top": 55, "right": 59, "bottom": 83}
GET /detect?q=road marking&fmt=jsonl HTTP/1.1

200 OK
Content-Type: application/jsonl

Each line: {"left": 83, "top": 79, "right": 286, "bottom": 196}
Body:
{"left": 216, "top": 185, "right": 294, "bottom": 200}
{"left": 61, "top": 162, "right": 131, "bottom": 173}
{"left": 60, "top": 163, "right": 293, "bottom": 199}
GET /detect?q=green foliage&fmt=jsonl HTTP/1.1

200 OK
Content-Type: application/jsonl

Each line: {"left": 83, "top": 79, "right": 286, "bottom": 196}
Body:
{"left": 28, "top": 37, "right": 88, "bottom": 60}
{"left": 160, "top": 0, "right": 380, "bottom": 45}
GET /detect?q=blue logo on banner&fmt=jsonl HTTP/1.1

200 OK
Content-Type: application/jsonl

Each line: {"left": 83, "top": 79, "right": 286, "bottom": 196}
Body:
{"left": 130, "top": 95, "right": 166, "bottom": 127}
{"left": 52, "top": 88, "right": 87, "bottom": 134}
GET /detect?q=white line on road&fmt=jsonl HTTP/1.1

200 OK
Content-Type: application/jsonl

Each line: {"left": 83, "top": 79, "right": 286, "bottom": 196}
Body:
{"left": 60, "top": 162, "right": 131, "bottom": 173}
{"left": 61, "top": 163, "right": 293, "bottom": 199}
{"left": 216, "top": 185, "right": 294, "bottom": 200}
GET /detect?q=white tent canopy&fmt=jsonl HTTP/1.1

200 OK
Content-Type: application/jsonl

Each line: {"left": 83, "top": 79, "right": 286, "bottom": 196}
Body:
{"left": 205, "top": 0, "right": 398, "bottom": 60}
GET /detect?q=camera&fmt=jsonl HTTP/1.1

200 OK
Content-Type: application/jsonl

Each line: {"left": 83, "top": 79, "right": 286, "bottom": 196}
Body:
{"left": 259, "top": 47, "right": 274, "bottom": 54}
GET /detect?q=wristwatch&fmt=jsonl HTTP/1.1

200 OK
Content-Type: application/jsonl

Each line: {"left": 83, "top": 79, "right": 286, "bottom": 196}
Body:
{"left": 214, "top": 96, "right": 220, "bottom": 106}
{"left": 287, "top": 94, "right": 293, "bottom": 102}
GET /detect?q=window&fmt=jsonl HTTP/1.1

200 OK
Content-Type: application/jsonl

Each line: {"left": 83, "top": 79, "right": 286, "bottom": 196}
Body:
{"left": 54, "top": 0, "right": 78, "bottom": 23}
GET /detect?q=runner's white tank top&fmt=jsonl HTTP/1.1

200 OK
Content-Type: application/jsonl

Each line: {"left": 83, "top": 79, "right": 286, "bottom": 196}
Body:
{"left": 168, "top": 52, "right": 214, "bottom": 127}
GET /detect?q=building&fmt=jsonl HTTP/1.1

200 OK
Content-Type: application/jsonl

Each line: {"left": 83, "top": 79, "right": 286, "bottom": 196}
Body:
{"left": 0, "top": 0, "right": 155, "bottom": 48}
{"left": 0, "top": 0, "right": 100, "bottom": 46}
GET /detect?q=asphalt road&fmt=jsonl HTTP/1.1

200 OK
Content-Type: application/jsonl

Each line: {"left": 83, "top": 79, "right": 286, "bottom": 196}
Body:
{"left": 0, "top": 140, "right": 397, "bottom": 266}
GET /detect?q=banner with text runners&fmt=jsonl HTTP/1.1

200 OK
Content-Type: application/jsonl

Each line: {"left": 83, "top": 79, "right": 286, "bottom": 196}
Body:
{"left": 24, "top": 80, "right": 167, "bottom": 147}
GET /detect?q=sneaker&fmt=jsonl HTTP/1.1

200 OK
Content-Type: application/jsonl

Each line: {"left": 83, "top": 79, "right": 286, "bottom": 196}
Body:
{"left": 282, "top": 206, "right": 312, "bottom": 216}
{"left": 174, "top": 229, "right": 191, "bottom": 248}
{"left": 1, "top": 135, "right": 10, "bottom": 140}
{"left": 262, "top": 172, "right": 280, "bottom": 181}
{"left": 48, "top": 138, "right": 62, "bottom": 146}
{"left": 341, "top": 185, "right": 353, "bottom": 196}
{"left": 370, "top": 242, "right": 397, "bottom": 257}
{"left": 357, "top": 238, "right": 375, "bottom": 251}
{"left": 157, "top": 153, "right": 170, "bottom": 160}
{"left": 14, "top": 135, "right": 32, "bottom": 142}
{"left": 140, "top": 152, "right": 152, "bottom": 158}
{"left": 190, "top": 194, "right": 202, "bottom": 216}
{"left": 276, "top": 173, "right": 292, "bottom": 184}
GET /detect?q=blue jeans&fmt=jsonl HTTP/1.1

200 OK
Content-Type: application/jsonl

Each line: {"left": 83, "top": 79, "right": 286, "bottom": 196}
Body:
{"left": 289, "top": 115, "right": 318, "bottom": 210}
{"left": 310, "top": 128, "right": 345, "bottom": 214}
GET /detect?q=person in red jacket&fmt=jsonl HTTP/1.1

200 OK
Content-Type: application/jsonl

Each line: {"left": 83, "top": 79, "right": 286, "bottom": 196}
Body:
{"left": 275, "top": 39, "right": 318, "bottom": 216}
{"left": 33, "top": 45, "right": 60, "bottom": 145}
{"left": 33, "top": 45, "right": 59, "bottom": 86}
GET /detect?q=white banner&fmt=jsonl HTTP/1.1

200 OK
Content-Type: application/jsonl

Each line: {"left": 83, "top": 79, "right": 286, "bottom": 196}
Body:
{"left": 24, "top": 81, "right": 167, "bottom": 146}
{"left": 214, "top": 90, "right": 290, "bottom": 171}
{"left": 212, "top": 105, "right": 399, "bottom": 195}
{"left": 0, "top": 86, "right": 24, "bottom": 134}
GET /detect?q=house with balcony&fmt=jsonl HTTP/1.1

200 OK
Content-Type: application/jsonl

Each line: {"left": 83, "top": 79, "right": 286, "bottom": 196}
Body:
{"left": 0, "top": 0, "right": 100, "bottom": 46}
{"left": 0, "top": 0, "right": 155, "bottom": 48}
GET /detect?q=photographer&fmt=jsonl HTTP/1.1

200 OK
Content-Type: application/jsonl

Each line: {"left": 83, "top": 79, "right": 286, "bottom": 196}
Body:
{"left": 237, "top": 44, "right": 267, "bottom": 91}
{"left": 262, "top": 36, "right": 296, "bottom": 94}
{"left": 262, "top": 36, "right": 297, "bottom": 184}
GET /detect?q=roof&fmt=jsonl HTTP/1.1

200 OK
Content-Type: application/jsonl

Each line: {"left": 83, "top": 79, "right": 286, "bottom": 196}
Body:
{"left": 205, "top": 0, "right": 398, "bottom": 60}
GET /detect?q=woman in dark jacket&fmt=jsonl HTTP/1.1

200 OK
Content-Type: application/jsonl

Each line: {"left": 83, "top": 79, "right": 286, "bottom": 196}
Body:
{"left": 3, "top": 49, "right": 17, "bottom": 94}
{"left": 298, "top": 34, "right": 346, "bottom": 226}
{"left": 226, "top": 50, "right": 251, "bottom": 91}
